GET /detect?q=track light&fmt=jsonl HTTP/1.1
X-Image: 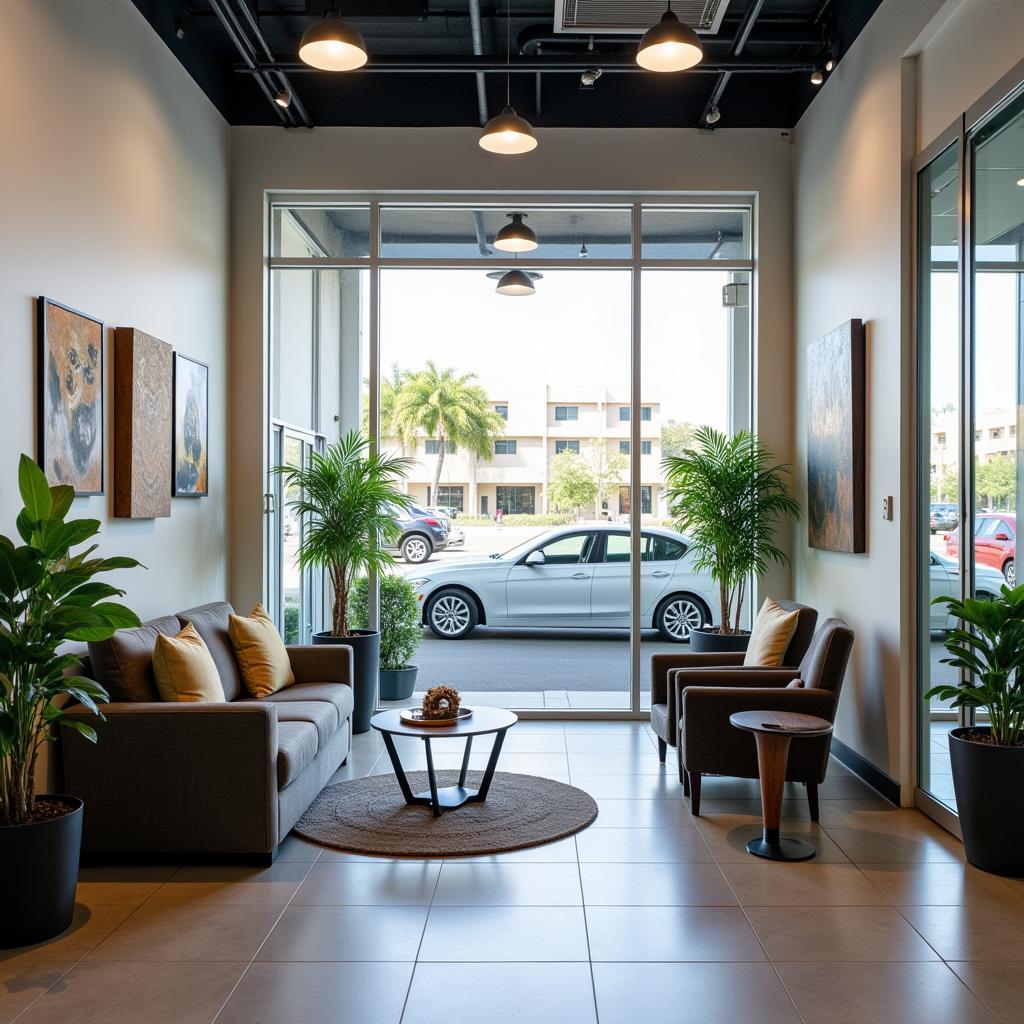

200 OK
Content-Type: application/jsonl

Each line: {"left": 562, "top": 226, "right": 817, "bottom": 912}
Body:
{"left": 811, "top": 68, "right": 825, "bottom": 86}
{"left": 494, "top": 214, "right": 538, "bottom": 253}
{"left": 824, "top": 58, "right": 835, "bottom": 72}
{"left": 495, "top": 269, "right": 536, "bottom": 296}
{"left": 579, "top": 242, "right": 589, "bottom": 259}
{"left": 299, "top": 6, "right": 368, "bottom": 72}
{"left": 1017, "top": 178, "right": 1024, "bottom": 187}
{"left": 705, "top": 105, "right": 721, "bottom": 125}
{"left": 480, "top": 2, "right": 538, "bottom": 154}
{"left": 274, "top": 88, "right": 292, "bottom": 108}
{"left": 637, "top": 4, "right": 703, "bottom": 73}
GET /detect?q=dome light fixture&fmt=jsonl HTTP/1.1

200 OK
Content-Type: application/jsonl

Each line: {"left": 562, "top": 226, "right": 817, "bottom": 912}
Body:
{"left": 636, "top": 3, "right": 703, "bottom": 73}
{"left": 480, "top": 2, "right": 538, "bottom": 154}
{"left": 494, "top": 213, "right": 538, "bottom": 253}
{"left": 495, "top": 269, "right": 536, "bottom": 296}
{"left": 274, "top": 88, "right": 292, "bottom": 108}
{"left": 810, "top": 68, "right": 825, "bottom": 86}
{"left": 1017, "top": 177, "right": 1024, "bottom": 187}
{"left": 299, "top": 5, "right": 367, "bottom": 72}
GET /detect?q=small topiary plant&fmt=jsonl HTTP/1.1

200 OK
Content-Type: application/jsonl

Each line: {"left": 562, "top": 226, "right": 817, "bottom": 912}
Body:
{"left": 349, "top": 574, "right": 422, "bottom": 671}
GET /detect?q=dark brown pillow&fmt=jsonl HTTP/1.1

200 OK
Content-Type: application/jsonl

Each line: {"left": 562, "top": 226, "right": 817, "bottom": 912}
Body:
{"left": 87, "top": 615, "right": 182, "bottom": 702}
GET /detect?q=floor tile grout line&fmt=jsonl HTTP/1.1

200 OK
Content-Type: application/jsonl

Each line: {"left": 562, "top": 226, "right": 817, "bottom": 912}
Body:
{"left": 573, "top": 830, "right": 602, "bottom": 1024}
{"left": 397, "top": 857, "right": 445, "bottom": 1023}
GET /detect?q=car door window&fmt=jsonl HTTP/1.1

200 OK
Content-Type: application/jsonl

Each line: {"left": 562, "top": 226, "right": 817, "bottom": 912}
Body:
{"left": 603, "top": 533, "right": 631, "bottom": 563}
{"left": 1000, "top": 519, "right": 1015, "bottom": 539}
{"left": 976, "top": 518, "right": 999, "bottom": 537}
{"left": 644, "top": 535, "right": 686, "bottom": 561}
{"left": 535, "top": 533, "right": 595, "bottom": 565}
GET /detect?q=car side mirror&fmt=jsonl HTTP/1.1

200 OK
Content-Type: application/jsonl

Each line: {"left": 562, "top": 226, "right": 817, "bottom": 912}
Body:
{"left": 524, "top": 550, "right": 545, "bottom": 566}
{"left": 996, "top": 533, "right": 1010, "bottom": 541}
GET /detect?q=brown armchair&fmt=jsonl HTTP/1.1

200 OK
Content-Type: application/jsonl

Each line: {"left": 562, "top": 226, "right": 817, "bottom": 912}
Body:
{"left": 675, "top": 617, "right": 854, "bottom": 821}
{"left": 649, "top": 600, "right": 818, "bottom": 763}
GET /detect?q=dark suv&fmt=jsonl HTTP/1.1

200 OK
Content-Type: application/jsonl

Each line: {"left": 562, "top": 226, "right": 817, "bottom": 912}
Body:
{"left": 390, "top": 503, "right": 449, "bottom": 564}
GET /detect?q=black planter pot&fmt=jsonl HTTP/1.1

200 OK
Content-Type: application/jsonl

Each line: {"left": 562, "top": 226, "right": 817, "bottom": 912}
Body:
{"left": 689, "top": 626, "right": 751, "bottom": 654}
{"left": 0, "top": 795, "right": 83, "bottom": 949}
{"left": 949, "top": 727, "right": 1024, "bottom": 875}
{"left": 379, "top": 665, "right": 419, "bottom": 702}
{"left": 313, "top": 629, "right": 379, "bottom": 733}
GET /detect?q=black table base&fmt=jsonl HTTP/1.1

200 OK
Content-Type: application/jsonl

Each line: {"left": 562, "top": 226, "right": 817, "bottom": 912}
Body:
{"left": 746, "top": 827, "right": 817, "bottom": 862}
{"left": 380, "top": 728, "right": 508, "bottom": 817}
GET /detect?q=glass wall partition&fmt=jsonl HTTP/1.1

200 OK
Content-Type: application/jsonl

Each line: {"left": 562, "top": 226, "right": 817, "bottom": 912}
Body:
{"left": 266, "top": 198, "right": 753, "bottom": 715}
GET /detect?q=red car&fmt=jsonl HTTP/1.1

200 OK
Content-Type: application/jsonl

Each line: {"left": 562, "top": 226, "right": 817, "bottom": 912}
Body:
{"left": 944, "top": 512, "right": 1016, "bottom": 586}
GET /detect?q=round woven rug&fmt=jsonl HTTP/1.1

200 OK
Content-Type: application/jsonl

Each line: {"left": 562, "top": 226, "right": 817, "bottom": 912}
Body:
{"left": 293, "top": 770, "right": 598, "bottom": 857}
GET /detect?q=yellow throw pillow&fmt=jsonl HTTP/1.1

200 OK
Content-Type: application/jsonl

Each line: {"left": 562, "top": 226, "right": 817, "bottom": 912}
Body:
{"left": 153, "top": 623, "right": 226, "bottom": 703}
{"left": 743, "top": 597, "right": 800, "bottom": 667}
{"left": 229, "top": 603, "right": 295, "bottom": 699}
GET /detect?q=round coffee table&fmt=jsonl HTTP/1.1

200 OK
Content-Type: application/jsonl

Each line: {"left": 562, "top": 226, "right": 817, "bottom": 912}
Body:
{"left": 729, "top": 710, "right": 834, "bottom": 862}
{"left": 370, "top": 707, "right": 518, "bottom": 817}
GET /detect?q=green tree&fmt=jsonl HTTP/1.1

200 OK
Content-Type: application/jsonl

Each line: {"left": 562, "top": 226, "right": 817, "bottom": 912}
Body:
{"left": 661, "top": 419, "right": 698, "bottom": 459}
{"left": 393, "top": 362, "right": 505, "bottom": 502}
{"left": 976, "top": 455, "right": 1016, "bottom": 510}
{"left": 547, "top": 450, "right": 598, "bottom": 514}
{"left": 931, "top": 467, "right": 959, "bottom": 503}
{"left": 588, "top": 441, "right": 628, "bottom": 515}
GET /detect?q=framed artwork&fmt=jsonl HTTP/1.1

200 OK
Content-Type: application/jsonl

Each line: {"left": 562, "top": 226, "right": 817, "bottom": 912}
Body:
{"left": 807, "top": 318, "right": 866, "bottom": 553}
{"left": 173, "top": 353, "right": 209, "bottom": 497}
{"left": 113, "top": 328, "right": 172, "bottom": 518}
{"left": 37, "top": 297, "right": 105, "bottom": 495}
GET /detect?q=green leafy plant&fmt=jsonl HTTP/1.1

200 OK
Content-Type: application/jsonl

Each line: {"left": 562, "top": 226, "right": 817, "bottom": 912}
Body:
{"left": 276, "top": 431, "right": 415, "bottom": 638}
{"left": 349, "top": 575, "right": 422, "bottom": 670}
{"left": 547, "top": 450, "right": 598, "bottom": 515}
{"left": 0, "top": 456, "right": 141, "bottom": 826}
{"left": 926, "top": 585, "right": 1024, "bottom": 746}
{"left": 662, "top": 426, "right": 799, "bottom": 635}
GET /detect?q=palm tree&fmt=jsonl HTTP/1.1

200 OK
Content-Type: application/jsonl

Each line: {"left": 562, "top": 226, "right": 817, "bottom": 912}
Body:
{"left": 393, "top": 362, "right": 505, "bottom": 503}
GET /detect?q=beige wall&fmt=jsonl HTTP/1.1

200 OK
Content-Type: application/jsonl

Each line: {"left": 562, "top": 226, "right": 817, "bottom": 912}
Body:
{"left": 229, "top": 126, "right": 795, "bottom": 608}
{"left": 792, "top": 0, "right": 1024, "bottom": 795}
{"left": 0, "top": 0, "right": 230, "bottom": 622}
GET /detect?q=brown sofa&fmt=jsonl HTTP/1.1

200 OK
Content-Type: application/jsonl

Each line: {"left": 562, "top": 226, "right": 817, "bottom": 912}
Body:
{"left": 649, "top": 600, "right": 819, "bottom": 764}
{"left": 61, "top": 602, "right": 353, "bottom": 863}
{"left": 675, "top": 617, "right": 854, "bottom": 820}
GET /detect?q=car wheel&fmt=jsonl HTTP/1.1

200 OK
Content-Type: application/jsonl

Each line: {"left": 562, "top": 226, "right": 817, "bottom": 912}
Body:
{"left": 655, "top": 594, "right": 709, "bottom": 643}
{"left": 401, "top": 534, "right": 432, "bottom": 564}
{"left": 426, "top": 589, "right": 478, "bottom": 640}
{"left": 1004, "top": 559, "right": 1015, "bottom": 586}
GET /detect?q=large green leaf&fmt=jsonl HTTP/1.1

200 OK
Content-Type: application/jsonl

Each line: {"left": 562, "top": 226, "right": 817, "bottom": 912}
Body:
{"left": 61, "top": 582, "right": 125, "bottom": 607}
{"left": 15, "top": 509, "right": 35, "bottom": 544}
{"left": 61, "top": 718, "right": 98, "bottom": 744}
{"left": 18, "top": 454, "right": 51, "bottom": 522}
{"left": 48, "top": 485, "right": 75, "bottom": 523}
{"left": 93, "top": 603, "right": 142, "bottom": 630}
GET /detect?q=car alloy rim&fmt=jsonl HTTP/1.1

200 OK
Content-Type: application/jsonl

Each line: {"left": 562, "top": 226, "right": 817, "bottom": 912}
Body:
{"left": 664, "top": 598, "right": 703, "bottom": 639}
{"left": 405, "top": 538, "right": 428, "bottom": 560}
{"left": 1008, "top": 563, "right": 1016, "bottom": 585}
{"left": 431, "top": 595, "right": 471, "bottom": 635}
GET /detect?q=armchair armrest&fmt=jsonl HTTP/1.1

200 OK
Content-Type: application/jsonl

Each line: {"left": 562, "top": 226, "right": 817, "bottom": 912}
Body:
{"left": 287, "top": 644, "right": 353, "bottom": 686}
{"left": 61, "top": 701, "right": 279, "bottom": 856}
{"left": 650, "top": 651, "right": 745, "bottom": 705}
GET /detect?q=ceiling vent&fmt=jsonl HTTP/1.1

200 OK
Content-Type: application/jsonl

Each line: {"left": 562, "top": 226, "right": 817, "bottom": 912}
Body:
{"left": 553, "top": 0, "right": 733, "bottom": 35}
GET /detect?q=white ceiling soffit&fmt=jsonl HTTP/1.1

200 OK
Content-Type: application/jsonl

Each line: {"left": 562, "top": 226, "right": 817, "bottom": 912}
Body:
{"left": 553, "top": 0, "right": 733, "bottom": 35}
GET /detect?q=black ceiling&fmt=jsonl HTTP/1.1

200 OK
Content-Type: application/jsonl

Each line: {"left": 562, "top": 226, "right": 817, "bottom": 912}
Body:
{"left": 132, "top": 0, "right": 883, "bottom": 129}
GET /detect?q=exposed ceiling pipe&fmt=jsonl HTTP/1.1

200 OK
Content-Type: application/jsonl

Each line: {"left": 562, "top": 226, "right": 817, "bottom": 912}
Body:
{"left": 467, "top": 0, "right": 489, "bottom": 126}
{"left": 234, "top": 0, "right": 313, "bottom": 128}
{"left": 699, "top": 0, "right": 767, "bottom": 128}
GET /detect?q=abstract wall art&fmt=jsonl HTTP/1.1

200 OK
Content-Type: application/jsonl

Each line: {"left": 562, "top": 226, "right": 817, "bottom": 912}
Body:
{"left": 173, "top": 352, "right": 209, "bottom": 497}
{"left": 114, "top": 327, "right": 172, "bottom": 518}
{"left": 807, "top": 318, "right": 866, "bottom": 553}
{"left": 37, "top": 297, "right": 104, "bottom": 495}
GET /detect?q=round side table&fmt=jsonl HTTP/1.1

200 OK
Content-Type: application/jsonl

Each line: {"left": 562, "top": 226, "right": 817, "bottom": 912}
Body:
{"left": 729, "top": 710, "right": 833, "bottom": 862}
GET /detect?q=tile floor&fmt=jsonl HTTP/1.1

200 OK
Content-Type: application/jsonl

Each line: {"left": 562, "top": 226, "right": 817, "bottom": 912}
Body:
{"left": 3, "top": 722, "right": 1022, "bottom": 1024}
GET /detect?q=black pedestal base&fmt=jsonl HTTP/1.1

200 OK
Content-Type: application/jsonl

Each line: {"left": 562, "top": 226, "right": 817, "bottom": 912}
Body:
{"left": 746, "top": 829, "right": 817, "bottom": 862}
{"left": 413, "top": 785, "right": 478, "bottom": 809}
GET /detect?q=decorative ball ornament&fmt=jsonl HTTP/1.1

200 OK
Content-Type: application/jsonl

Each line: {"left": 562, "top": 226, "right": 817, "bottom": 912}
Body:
{"left": 421, "top": 685, "right": 462, "bottom": 720}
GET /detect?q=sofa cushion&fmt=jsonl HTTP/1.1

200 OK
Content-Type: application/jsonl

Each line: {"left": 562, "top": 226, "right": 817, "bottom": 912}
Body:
{"left": 229, "top": 604, "right": 295, "bottom": 698}
{"left": 260, "top": 683, "right": 354, "bottom": 725}
{"left": 87, "top": 615, "right": 183, "bottom": 703}
{"left": 277, "top": 721, "right": 318, "bottom": 789}
{"left": 744, "top": 597, "right": 800, "bottom": 668}
{"left": 153, "top": 624, "right": 226, "bottom": 704}
{"left": 271, "top": 701, "right": 338, "bottom": 748}
{"left": 176, "top": 602, "right": 243, "bottom": 702}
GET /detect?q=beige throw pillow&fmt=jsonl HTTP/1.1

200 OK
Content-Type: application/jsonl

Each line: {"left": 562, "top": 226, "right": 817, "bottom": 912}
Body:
{"left": 153, "top": 623, "right": 226, "bottom": 703}
{"left": 229, "top": 603, "right": 295, "bottom": 698}
{"left": 743, "top": 597, "right": 800, "bottom": 667}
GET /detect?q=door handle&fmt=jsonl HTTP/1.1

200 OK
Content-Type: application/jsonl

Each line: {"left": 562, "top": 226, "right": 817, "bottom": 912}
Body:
{"left": 650, "top": 571, "right": 670, "bottom": 578}
{"left": 570, "top": 572, "right": 591, "bottom": 580}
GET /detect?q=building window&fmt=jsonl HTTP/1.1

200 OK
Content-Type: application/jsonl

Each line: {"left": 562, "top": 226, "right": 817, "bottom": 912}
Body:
{"left": 1012, "top": 425, "right": 1017, "bottom": 437}
{"left": 495, "top": 485, "right": 535, "bottom": 515}
{"left": 990, "top": 427, "right": 1004, "bottom": 439}
{"left": 640, "top": 485, "right": 652, "bottom": 515}
{"left": 975, "top": 430, "right": 982, "bottom": 441}
{"left": 640, "top": 440, "right": 652, "bottom": 455}
{"left": 641, "top": 406, "right": 652, "bottom": 421}
{"left": 619, "top": 407, "right": 630, "bottom": 421}
{"left": 555, "top": 440, "right": 580, "bottom": 454}
{"left": 495, "top": 403, "right": 508, "bottom": 420}
{"left": 619, "top": 441, "right": 630, "bottom": 455}
{"left": 555, "top": 406, "right": 578, "bottom": 421}
{"left": 495, "top": 439, "right": 518, "bottom": 455}
{"left": 435, "top": 485, "right": 464, "bottom": 511}
{"left": 936, "top": 432, "right": 946, "bottom": 446}
{"left": 424, "top": 439, "right": 457, "bottom": 455}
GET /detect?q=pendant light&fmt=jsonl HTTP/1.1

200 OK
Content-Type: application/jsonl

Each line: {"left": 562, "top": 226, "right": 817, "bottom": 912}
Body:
{"left": 636, "top": 3, "right": 703, "bottom": 73}
{"left": 299, "top": 4, "right": 368, "bottom": 72}
{"left": 494, "top": 213, "right": 538, "bottom": 253}
{"left": 495, "top": 269, "right": 536, "bottom": 296}
{"left": 479, "top": 3, "right": 538, "bottom": 155}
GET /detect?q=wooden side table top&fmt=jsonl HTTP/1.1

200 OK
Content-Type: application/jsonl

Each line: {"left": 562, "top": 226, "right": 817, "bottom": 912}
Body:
{"left": 729, "top": 710, "right": 833, "bottom": 738}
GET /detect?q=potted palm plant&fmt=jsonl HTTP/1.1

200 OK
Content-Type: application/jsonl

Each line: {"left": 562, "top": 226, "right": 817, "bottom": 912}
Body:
{"left": 1, "top": 455, "right": 140, "bottom": 948}
{"left": 350, "top": 574, "right": 422, "bottom": 701}
{"left": 277, "top": 431, "right": 414, "bottom": 732}
{"left": 662, "top": 427, "right": 799, "bottom": 652}
{"left": 926, "top": 585, "right": 1024, "bottom": 875}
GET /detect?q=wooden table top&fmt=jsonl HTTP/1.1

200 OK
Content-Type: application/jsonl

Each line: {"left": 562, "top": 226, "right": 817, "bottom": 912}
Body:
{"left": 371, "top": 706, "right": 519, "bottom": 739}
{"left": 729, "top": 710, "right": 833, "bottom": 737}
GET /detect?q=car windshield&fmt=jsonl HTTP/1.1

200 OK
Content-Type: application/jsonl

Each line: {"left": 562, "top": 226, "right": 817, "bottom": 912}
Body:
{"left": 493, "top": 533, "right": 558, "bottom": 561}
